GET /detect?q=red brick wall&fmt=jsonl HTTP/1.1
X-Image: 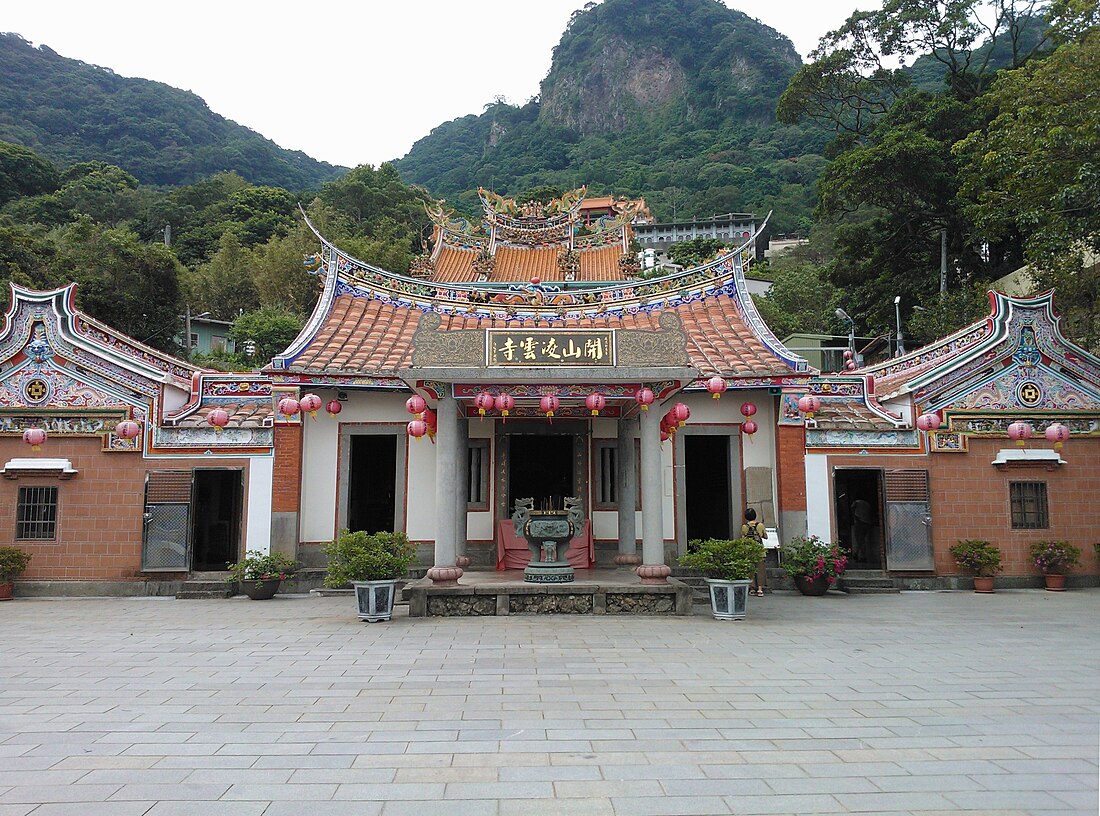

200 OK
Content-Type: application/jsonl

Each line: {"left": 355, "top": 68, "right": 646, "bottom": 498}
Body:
{"left": 0, "top": 437, "right": 249, "bottom": 581}
{"left": 272, "top": 425, "right": 301, "bottom": 514}
{"left": 775, "top": 424, "right": 807, "bottom": 512}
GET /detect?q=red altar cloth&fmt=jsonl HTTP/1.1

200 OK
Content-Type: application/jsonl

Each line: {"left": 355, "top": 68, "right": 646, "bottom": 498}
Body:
{"left": 495, "top": 520, "right": 595, "bottom": 570}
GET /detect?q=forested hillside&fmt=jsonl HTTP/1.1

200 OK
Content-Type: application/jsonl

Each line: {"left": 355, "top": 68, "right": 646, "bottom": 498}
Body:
{"left": 0, "top": 33, "right": 345, "bottom": 189}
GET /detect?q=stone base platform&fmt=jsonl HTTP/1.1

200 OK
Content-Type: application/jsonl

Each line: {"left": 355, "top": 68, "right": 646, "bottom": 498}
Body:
{"left": 405, "top": 568, "right": 693, "bottom": 617}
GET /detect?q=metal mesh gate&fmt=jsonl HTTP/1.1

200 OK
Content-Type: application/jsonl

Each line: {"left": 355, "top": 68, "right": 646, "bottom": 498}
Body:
{"left": 884, "top": 470, "right": 933, "bottom": 570}
{"left": 141, "top": 471, "right": 192, "bottom": 572}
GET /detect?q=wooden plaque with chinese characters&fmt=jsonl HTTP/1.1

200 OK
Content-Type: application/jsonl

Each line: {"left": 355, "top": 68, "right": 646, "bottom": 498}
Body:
{"left": 486, "top": 330, "right": 615, "bottom": 367}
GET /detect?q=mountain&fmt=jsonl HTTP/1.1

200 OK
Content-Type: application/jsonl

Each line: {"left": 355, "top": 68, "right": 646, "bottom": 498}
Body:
{"left": 0, "top": 33, "right": 344, "bottom": 190}
{"left": 394, "top": 0, "right": 829, "bottom": 233}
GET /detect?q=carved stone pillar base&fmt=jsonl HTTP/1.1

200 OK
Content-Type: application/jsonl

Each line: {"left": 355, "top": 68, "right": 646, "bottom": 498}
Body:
{"left": 614, "top": 553, "right": 642, "bottom": 566}
{"left": 636, "top": 564, "right": 671, "bottom": 584}
{"left": 455, "top": 555, "right": 471, "bottom": 568}
{"left": 427, "top": 566, "right": 463, "bottom": 586}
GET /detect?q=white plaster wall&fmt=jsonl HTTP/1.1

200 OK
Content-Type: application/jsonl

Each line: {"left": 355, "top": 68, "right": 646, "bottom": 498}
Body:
{"left": 805, "top": 453, "right": 832, "bottom": 541}
{"left": 245, "top": 454, "right": 273, "bottom": 554}
{"left": 406, "top": 432, "right": 438, "bottom": 541}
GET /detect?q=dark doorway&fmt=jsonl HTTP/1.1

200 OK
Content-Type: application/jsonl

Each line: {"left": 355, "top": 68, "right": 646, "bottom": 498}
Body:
{"left": 348, "top": 435, "right": 398, "bottom": 533}
{"left": 508, "top": 434, "right": 574, "bottom": 513}
{"left": 834, "top": 468, "right": 884, "bottom": 569}
{"left": 191, "top": 469, "right": 243, "bottom": 571}
{"left": 685, "top": 435, "right": 731, "bottom": 541}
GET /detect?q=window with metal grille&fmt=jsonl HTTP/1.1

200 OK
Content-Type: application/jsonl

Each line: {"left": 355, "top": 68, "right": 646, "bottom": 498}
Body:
{"left": 467, "top": 440, "right": 489, "bottom": 510}
{"left": 17, "top": 486, "right": 58, "bottom": 540}
{"left": 595, "top": 442, "right": 617, "bottom": 509}
{"left": 1010, "top": 481, "right": 1049, "bottom": 529}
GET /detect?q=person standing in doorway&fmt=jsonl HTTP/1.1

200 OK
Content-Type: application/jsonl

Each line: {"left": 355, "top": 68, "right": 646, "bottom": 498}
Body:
{"left": 742, "top": 508, "right": 768, "bottom": 596}
{"left": 851, "top": 498, "right": 874, "bottom": 562}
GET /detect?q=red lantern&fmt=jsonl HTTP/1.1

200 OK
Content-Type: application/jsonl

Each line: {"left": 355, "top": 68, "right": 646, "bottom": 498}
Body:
{"left": 585, "top": 393, "right": 606, "bottom": 416}
{"left": 475, "top": 391, "right": 495, "bottom": 418}
{"left": 705, "top": 376, "right": 728, "bottom": 400}
{"left": 660, "top": 429, "right": 670, "bottom": 443}
{"left": 1007, "top": 421, "right": 1033, "bottom": 447}
{"left": 916, "top": 412, "right": 942, "bottom": 432}
{"left": 797, "top": 395, "right": 821, "bottom": 417}
{"left": 407, "top": 419, "right": 428, "bottom": 440}
{"left": 423, "top": 408, "right": 437, "bottom": 430}
{"left": 845, "top": 360, "right": 857, "bottom": 371}
{"left": 540, "top": 395, "right": 559, "bottom": 420}
{"left": 278, "top": 397, "right": 301, "bottom": 419}
{"left": 672, "top": 402, "right": 689, "bottom": 427}
{"left": 114, "top": 419, "right": 140, "bottom": 440}
{"left": 207, "top": 408, "right": 230, "bottom": 433}
{"left": 406, "top": 395, "right": 427, "bottom": 416}
{"left": 740, "top": 402, "right": 757, "bottom": 418}
{"left": 742, "top": 419, "right": 758, "bottom": 436}
{"left": 1044, "top": 422, "right": 1069, "bottom": 450}
{"left": 22, "top": 427, "right": 46, "bottom": 451}
{"left": 325, "top": 399, "right": 342, "bottom": 416}
{"left": 495, "top": 393, "right": 515, "bottom": 420}
{"left": 634, "top": 387, "right": 655, "bottom": 411}
{"left": 300, "top": 393, "right": 322, "bottom": 419}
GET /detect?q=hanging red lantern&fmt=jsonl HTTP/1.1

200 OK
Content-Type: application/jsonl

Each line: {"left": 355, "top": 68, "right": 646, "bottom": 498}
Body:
{"left": 114, "top": 419, "right": 140, "bottom": 440}
{"left": 1007, "top": 421, "right": 1033, "bottom": 447}
{"left": 1044, "top": 422, "right": 1069, "bottom": 450}
{"left": 540, "top": 395, "right": 559, "bottom": 420}
{"left": 660, "top": 429, "right": 670, "bottom": 443}
{"left": 634, "top": 386, "right": 655, "bottom": 411}
{"left": 22, "top": 427, "right": 46, "bottom": 451}
{"left": 325, "top": 399, "right": 342, "bottom": 417}
{"left": 672, "top": 402, "right": 689, "bottom": 427}
{"left": 797, "top": 395, "right": 821, "bottom": 417}
{"left": 300, "top": 393, "right": 322, "bottom": 418}
{"left": 585, "top": 393, "right": 606, "bottom": 416}
{"left": 207, "top": 408, "right": 230, "bottom": 433}
{"left": 278, "top": 397, "right": 301, "bottom": 419}
{"left": 916, "top": 412, "right": 942, "bottom": 432}
{"left": 845, "top": 360, "right": 857, "bottom": 371}
{"left": 423, "top": 408, "right": 437, "bottom": 431}
{"left": 405, "top": 395, "right": 427, "bottom": 416}
{"left": 705, "top": 376, "right": 728, "bottom": 400}
{"left": 742, "top": 419, "right": 758, "bottom": 436}
{"left": 495, "top": 393, "right": 515, "bottom": 420}
{"left": 740, "top": 402, "right": 757, "bottom": 418}
{"left": 407, "top": 419, "right": 428, "bottom": 440}
{"left": 475, "top": 391, "right": 495, "bottom": 418}
{"left": 662, "top": 410, "right": 676, "bottom": 431}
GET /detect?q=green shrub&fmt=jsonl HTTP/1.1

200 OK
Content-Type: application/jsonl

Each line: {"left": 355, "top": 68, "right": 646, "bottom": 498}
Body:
{"left": 226, "top": 551, "right": 298, "bottom": 587}
{"left": 323, "top": 530, "right": 418, "bottom": 586}
{"left": 781, "top": 535, "right": 848, "bottom": 583}
{"left": 949, "top": 539, "right": 1002, "bottom": 577}
{"left": 1029, "top": 540, "right": 1081, "bottom": 574}
{"left": 0, "top": 547, "right": 31, "bottom": 583}
{"left": 678, "top": 537, "right": 764, "bottom": 581}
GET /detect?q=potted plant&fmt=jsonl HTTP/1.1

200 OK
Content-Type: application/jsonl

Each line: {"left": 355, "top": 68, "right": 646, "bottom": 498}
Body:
{"left": 781, "top": 535, "right": 848, "bottom": 596}
{"left": 1029, "top": 540, "right": 1081, "bottom": 591}
{"left": 323, "top": 530, "right": 418, "bottom": 622}
{"left": 226, "top": 551, "right": 298, "bottom": 600}
{"left": 949, "top": 539, "right": 1002, "bottom": 593}
{"left": 678, "top": 537, "right": 765, "bottom": 620}
{"left": 0, "top": 547, "right": 31, "bottom": 601}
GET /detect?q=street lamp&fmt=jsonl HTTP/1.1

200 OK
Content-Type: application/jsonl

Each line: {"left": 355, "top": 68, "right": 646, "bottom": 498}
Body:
{"left": 894, "top": 295, "right": 905, "bottom": 357}
{"left": 835, "top": 307, "right": 857, "bottom": 364}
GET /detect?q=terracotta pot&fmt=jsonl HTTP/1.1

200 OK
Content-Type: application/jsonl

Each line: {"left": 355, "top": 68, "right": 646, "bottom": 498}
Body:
{"left": 1043, "top": 574, "right": 1066, "bottom": 592}
{"left": 242, "top": 578, "right": 281, "bottom": 600}
{"left": 973, "top": 576, "right": 994, "bottom": 593}
{"left": 0, "top": 581, "right": 12, "bottom": 601}
{"left": 795, "top": 574, "right": 830, "bottom": 596}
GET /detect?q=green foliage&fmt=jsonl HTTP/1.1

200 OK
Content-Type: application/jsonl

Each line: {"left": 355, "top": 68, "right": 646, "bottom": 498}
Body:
{"left": 229, "top": 307, "right": 304, "bottom": 365}
{"left": 667, "top": 238, "right": 726, "bottom": 268}
{"left": 1029, "top": 540, "right": 1081, "bottom": 574}
{"left": 678, "top": 537, "right": 765, "bottom": 581}
{"left": 753, "top": 259, "right": 843, "bottom": 339}
{"left": 226, "top": 550, "right": 298, "bottom": 587}
{"left": 949, "top": 539, "right": 1003, "bottom": 577}
{"left": 181, "top": 232, "right": 259, "bottom": 321}
{"left": 0, "top": 140, "right": 58, "bottom": 206}
{"left": 781, "top": 535, "right": 849, "bottom": 581}
{"left": 323, "top": 530, "right": 419, "bottom": 585}
{"left": 0, "top": 546, "right": 31, "bottom": 582}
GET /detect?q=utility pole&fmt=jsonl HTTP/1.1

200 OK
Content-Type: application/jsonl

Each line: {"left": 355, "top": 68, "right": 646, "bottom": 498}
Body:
{"left": 184, "top": 305, "right": 192, "bottom": 361}
{"left": 940, "top": 229, "right": 947, "bottom": 297}
{"left": 163, "top": 224, "right": 171, "bottom": 247}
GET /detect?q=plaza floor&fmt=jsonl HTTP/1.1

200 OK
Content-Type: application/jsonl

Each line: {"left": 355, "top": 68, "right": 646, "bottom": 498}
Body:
{"left": 0, "top": 589, "right": 1097, "bottom": 816}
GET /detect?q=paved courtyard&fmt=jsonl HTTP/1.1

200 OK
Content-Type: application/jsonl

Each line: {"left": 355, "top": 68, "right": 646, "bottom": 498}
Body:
{"left": 0, "top": 589, "right": 1097, "bottom": 816}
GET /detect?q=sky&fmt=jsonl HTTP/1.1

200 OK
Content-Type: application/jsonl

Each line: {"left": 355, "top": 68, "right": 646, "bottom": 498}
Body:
{"left": 3, "top": 1, "right": 874, "bottom": 168}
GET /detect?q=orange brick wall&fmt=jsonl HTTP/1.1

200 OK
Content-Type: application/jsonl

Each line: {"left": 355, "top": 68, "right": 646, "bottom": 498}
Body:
{"left": 0, "top": 437, "right": 249, "bottom": 581}
{"left": 775, "top": 424, "right": 807, "bottom": 512}
{"left": 272, "top": 425, "right": 302, "bottom": 514}
{"left": 825, "top": 437, "right": 1100, "bottom": 577}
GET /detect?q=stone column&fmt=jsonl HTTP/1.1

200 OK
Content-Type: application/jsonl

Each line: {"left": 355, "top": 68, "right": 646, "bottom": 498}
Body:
{"left": 454, "top": 413, "right": 470, "bottom": 568}
{"left": 427, "top": 392, "right": 462, "bottom": 585}
{"left": 615, "top": 417, "right": 640, "bottom": 566}
{"left": 637, "top": 404, "right": 670, "bottom": 584}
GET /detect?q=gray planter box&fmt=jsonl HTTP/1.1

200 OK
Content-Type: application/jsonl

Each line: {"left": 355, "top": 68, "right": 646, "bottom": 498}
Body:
{"left": 353, "top": 580, "right": 397, "bottom": 622}
{"left": 704, "top": 578, "right": 751, "bottom": 620}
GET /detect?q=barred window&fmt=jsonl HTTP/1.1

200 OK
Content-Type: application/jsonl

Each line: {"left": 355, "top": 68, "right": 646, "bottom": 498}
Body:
{"left": 595, "top": 442, "right": 617, "bottom": 509}
{"left": 1010, "top": 482, "right": 1049, "bottom": 530}
{"left": 17, "top": 486, "right": 58, "bottom": 540}
{"left": 467, "top": 440, "right": 489, "bottom": 510}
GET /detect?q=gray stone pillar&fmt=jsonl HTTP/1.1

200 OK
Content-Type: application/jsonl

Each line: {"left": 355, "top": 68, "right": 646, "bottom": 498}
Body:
{"left": 615, "top": 417, "right": 640, "bottom": 566}
{"left": 637, "top": 405, "right": 670, "bottom": 584}
{"left": 454, "top": 414, "right": 470, "bottom": 568}
{"left": 427, "top": 392, "right": 462, "bottom": 585}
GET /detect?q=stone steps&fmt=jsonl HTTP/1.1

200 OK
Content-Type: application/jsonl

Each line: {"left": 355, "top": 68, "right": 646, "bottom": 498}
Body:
{"left": 175, "top": 580, "right": 234, "bottom": 600}
{"left": 838, "top": 571, "right": 900, "bottom": 594}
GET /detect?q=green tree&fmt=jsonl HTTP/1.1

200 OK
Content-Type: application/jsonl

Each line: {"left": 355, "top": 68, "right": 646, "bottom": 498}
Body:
{"left": 668, "top": 237, "right": 727, "bottom": 267}
{"left": 181, "top": 231, "right": 259, "bottom": 320}
{"left": 0, "top": 141, "right": 58, "bottom": 206}
{"left": 229, "top": 306, "right": 304, "bottom": 365}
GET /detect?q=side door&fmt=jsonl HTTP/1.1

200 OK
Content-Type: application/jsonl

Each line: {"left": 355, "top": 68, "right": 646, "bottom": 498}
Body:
{"left": 141, "top": 470, "right": 192, "bottom": 572}
{"left": 884, "top": 469, "right": 933, "bottom": 571}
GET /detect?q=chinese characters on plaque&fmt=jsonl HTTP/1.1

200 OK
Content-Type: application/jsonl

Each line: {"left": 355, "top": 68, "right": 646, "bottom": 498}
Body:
{"left": 487, "top": 330, "right": 615, "bottom": 366}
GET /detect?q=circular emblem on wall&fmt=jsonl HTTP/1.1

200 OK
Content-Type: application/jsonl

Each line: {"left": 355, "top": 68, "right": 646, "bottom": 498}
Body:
{"left": 1017, "top": 380, "right": 1043, "bottom": 407}
{"left": 23, "top": 377, "right": 52, "bottom": 404}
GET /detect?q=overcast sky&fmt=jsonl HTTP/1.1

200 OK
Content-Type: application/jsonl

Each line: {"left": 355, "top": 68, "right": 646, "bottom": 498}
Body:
{"left": 4, "top": 1, "right": 874, "bottom": 168}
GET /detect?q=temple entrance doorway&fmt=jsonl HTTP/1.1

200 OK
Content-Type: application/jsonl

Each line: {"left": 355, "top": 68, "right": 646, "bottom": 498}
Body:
{"left": 508, "top": 434, "right": 574, "bottom": 512}
{"left": 191, "top": 469, "right": 243, "bottom": 571}
{"left": 348, "top": 434, "right": 398, "bottom": 533}
{"left": 684, "top": 435, "right": 732, "bottom": 541}
{"left": 833, "top": 468, "right": 884, "bottom": 569}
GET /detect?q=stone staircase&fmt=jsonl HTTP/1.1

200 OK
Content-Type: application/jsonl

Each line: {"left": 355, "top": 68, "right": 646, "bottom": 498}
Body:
{"left": 175, "top": 571, "right": 234, "bottom": 599}
{"left": 838, "top": 569, "right": 900, "bottom": 594}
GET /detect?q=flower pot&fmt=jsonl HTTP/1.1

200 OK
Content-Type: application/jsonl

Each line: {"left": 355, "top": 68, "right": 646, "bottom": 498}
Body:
{"left": 973, "top": 576, "right": 994, "bottom": 593}
{"left": 353, "top": 579, "right": 398, "bottom": 622}
{"left": 1043, "top": 574, "right": 1066, "bottom": 592}
{"left": 704, "top": 578, "right": 751, "bottom": 620}
{"left": 0, "top": 581, "right": 13, "bottom": 601}
{"left": 241, "top": 578, "right": 282, "bottom": 600}
{"left": 795, "top": 575, "right": 830, "bottom": 596}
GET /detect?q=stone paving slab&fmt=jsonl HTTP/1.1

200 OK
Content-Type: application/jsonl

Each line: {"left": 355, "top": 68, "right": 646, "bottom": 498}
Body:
{"left": 0, "top": 590, "right": 1097, "bottom": 814}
